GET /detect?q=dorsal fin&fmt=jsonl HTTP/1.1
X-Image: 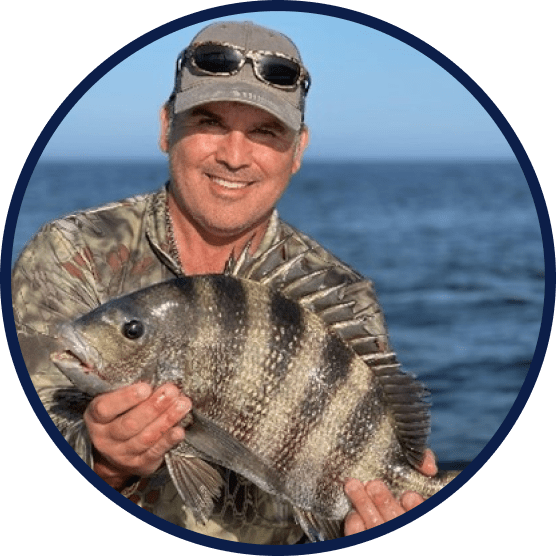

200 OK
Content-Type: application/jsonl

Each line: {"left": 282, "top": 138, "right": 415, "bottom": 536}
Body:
{"left": 224, "top": 236, "right": 255, "bottom": 276}
{"left": 234, "top": 231, "right": 431, "bottom": 467}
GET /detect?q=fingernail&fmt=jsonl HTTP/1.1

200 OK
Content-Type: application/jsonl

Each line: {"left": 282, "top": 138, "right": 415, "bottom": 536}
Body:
{"left": 174, "top": 398, "right": 191, "bottom": 413}
{"left": 366, "top": 480, "right": 384, "bottom": 496}
{"left": 344, "top": 479, "right": 359, "bottom": 494}
{"left": 135, "top": 383, "right": 151, "bottom": 399}
{"left": 156, "top": 385, "right": 178, "bottom": 404}
{"left": 170, "top": 427, "right": 185, "bottom": 443}
{"left": 401, "top": 492, "right": 422, "bottom": 511}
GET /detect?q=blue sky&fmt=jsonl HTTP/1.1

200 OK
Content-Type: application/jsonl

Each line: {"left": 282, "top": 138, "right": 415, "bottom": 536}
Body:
{"left": 40, "top": 11, "right": 514, "bottom": 161}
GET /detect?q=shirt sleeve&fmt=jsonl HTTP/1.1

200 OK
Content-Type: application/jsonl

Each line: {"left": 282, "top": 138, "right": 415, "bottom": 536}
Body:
{"left": 12, "top": 221, "right": 103, "bottom": 388}
{"left": 12, "top": 221, "right": 104, "bottom": 465}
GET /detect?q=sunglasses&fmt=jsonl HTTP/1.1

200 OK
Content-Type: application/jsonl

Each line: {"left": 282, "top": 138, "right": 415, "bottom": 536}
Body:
{"left": 177, "top": 42, "right": 311, "bottom": 94}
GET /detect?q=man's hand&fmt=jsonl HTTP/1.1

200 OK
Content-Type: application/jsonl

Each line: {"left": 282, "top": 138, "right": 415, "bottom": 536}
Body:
{"left": 343, "top": 449, "right": 437, "bottom": 535}
{"left": 84, "top": 383, "right": 191, "bottom": 491}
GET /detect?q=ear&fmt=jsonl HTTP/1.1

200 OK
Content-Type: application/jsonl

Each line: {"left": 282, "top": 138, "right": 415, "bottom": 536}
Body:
{"left": 159, "top": 104, "right": 171, "bottom": 153}
{"left": 291, "top": 126, "right": 310, "bottom": 175}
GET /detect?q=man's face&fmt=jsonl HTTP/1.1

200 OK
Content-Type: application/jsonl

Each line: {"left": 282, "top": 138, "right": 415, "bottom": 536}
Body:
{"left": 160, "top": 101, "right": 308, "bottom": 242}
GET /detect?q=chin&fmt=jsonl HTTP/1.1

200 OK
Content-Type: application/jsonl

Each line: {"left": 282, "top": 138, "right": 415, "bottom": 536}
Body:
{"left": 204, "top": 217, "right": 263, "bottom": 242}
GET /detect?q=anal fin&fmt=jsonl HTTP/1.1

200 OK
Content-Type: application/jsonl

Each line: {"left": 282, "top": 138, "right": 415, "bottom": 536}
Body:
{"left": 293, "top": 507, "right": 343, "bottom": 542}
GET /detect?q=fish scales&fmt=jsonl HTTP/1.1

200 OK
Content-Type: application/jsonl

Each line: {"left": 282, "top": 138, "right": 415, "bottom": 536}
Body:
{"left": 274, "top": 339, "right": 362, "bottom": 478}
{"left": 312, "top": 391, "right": 388, "bottom": 515}
{"left": 51, "top": 249, "right": 460, "bottom": 542}
{"left": 213, "top": 276, "right": 332, "bottom": 464}
{"left": 257, "top": 313, "right": 325, "bottom": 455}
{"left": 193, "top": 276, "right": 309, "bottom": 452}
{"left": 293, "top": 378, "right": 385, "bottom": 516}
{"left": 234, "top": 281, "right": 307, "bottom": 450}
{"left": 192, "top": 276, "right": 252, "bottom": 428}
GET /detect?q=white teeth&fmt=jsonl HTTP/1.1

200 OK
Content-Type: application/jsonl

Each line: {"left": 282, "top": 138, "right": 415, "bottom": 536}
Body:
{"left": 211, "top": 176, "right": 250, "bottom": 189}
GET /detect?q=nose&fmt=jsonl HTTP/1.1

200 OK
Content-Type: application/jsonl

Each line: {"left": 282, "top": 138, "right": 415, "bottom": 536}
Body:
{"left": 215, "top": 130, "right": 252, "bottom": 170}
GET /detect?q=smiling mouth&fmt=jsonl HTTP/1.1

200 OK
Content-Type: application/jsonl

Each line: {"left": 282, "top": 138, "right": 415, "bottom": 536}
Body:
{"left": 208, "top": 174, "right": 254, "bottom": 190}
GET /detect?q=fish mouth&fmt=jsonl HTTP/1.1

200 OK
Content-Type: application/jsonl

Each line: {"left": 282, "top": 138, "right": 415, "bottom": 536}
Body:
{"left": 50, "top": 324, "right": 111, "bottom": 396}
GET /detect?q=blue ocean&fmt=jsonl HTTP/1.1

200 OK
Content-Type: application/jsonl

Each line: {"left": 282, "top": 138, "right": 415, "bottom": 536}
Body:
{"left": 10, "top": 159, "right": 545, "bottom": 467}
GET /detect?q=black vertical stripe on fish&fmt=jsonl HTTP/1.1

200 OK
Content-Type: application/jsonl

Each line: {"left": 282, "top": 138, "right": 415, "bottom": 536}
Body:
{"left": 194, "top": 276, "right": 250, "bottom": 423}
{"left": 173, "top": 275, "right": 201, "bottom": 350}
{"left": 206, "top": 274, "right": 249, "bottom": 339}
{"left": 321, "top": 334, "right": 353, "bottom": 385}
{"left": 229, "top": 290, "right": 306, "bottom": 447}
{"left": 298, "top": 335, "right": 352, "bottom": 420}
{"left": 275, "top": 333, "right": 354, "bottom": 475}
{"left": 214, "top": 275, "right": 249, "bottom": 385}
{"left": 268, "top": 291, "right": 304, "bottom": 376}
{"left": 312, "top": 385, "right": 387, "bottom": 509}
{"left": 175, "top": 275, "right": 196, "bottom": 299}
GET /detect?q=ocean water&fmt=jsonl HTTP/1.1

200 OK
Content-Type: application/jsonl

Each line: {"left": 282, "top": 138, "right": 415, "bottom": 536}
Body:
{"left": 10, "top": 159, "right": 545, "bottom": 465}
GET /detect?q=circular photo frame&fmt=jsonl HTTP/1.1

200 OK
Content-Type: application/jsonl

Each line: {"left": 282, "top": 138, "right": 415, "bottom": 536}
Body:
{"left": 2, "top": 2, "right": 555, "bottom": 554}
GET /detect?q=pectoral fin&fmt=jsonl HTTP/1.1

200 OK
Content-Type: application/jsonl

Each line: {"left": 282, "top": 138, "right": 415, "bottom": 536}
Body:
{"left": 165, "top": 444, "right": 224, "bottom": 523}
{"left": 185, "top": 410, "right": 285, "bottom": 498}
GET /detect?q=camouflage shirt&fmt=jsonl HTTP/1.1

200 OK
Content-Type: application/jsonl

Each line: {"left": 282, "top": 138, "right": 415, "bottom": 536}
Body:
{"left": 12, "top": 185, "right": 392, "bottom": 544}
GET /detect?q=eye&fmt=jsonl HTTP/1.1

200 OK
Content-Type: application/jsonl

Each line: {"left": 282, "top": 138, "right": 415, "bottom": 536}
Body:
{"left": 122, "top": 320, "right": 144, "bottom": 340}
{"left": 253, "top": 127, "right": 277, "bottom": 137}
{"left": 199, "top": 117, "right": 223, "bottom": 128}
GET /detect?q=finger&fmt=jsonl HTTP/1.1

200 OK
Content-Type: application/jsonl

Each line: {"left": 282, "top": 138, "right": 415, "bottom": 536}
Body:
{"left": 344, "top": 479, "right": 384, "bottom": 529}
{"left": 108, "top": 384, "right": 182, "bottom": 442}
{"left": 86, "top": 383, "right": 152, "bottom": 425}
{"left": 126, "top": 396, "right": 191, "bottom": 455}
{"left": 365, "top": 480, "right": 404, "bottom": 522}
{"left": 344, "top": 511, "right": 366, "bottom": 536}
{"left": 418, "top": 449, "right": 438, "bottom": 477}
{"left": 140, "top": 425, "right": 186, "bottom": 470}
{"left": 400, "top": 491, "right": 425, "bottom": 511}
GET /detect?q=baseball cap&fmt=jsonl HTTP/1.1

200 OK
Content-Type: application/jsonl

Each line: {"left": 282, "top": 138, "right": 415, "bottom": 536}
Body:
{"left": 171, "top": 21, "right": 310, "bottom": 131}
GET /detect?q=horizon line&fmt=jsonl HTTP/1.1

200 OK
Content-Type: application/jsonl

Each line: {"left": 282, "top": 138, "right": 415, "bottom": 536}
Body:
{"left": 36, "top": 155, "right": 518, "bottom": 164}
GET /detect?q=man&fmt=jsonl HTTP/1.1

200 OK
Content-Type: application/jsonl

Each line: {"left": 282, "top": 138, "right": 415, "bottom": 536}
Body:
{"left": 12, "top": 21, "right": 437, "bottom": 543}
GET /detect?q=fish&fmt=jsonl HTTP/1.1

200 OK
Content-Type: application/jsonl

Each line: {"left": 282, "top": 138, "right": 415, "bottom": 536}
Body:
{"left": 50, "top": 237, "right": 460, "bottom": 541}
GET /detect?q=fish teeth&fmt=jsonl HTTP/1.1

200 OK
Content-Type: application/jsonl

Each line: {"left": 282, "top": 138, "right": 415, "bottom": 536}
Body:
{"left": 55, "top": 322, "right": 103, "bottom": 371}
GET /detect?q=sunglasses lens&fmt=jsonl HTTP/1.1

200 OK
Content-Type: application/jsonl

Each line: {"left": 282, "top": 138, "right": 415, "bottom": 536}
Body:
{"left": 193, "top": 44, "right": 243, "bottom": 73}
{"left": 190, "top": 45, "right": 303, "bottom": 88}
{"left": 258, "top": 55, "right": 301, "bottom": 86}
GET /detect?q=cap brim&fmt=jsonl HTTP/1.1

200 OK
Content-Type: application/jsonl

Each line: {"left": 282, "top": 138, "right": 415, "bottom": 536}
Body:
{"left": 173, "top": 81, "right": 302, "bottom": 131}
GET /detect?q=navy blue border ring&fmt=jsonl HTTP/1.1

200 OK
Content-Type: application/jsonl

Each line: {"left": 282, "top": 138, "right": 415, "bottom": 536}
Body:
{"left": 2, "top": 2, "right": 554, "bottom": 554}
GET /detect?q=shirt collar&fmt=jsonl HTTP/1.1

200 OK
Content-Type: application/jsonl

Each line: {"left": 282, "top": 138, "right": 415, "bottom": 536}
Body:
{"left": 145, "top": 184, "right": 281, "bottom": 275}
{"left": 145, "top": 185, "right": 182, "bottom": 275}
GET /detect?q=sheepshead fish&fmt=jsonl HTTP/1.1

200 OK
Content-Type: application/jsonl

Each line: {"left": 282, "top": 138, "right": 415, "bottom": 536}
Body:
{"left": 50, "top": 240, "right": 459, "bottom": 541}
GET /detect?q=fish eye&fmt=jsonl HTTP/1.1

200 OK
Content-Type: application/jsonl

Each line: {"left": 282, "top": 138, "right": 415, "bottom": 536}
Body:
{"left": 122, "top": 319, "right": 144, "bottom": 340}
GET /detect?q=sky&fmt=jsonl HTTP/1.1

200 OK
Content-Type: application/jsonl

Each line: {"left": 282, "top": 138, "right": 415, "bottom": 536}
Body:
{"left": 39, "top": 11, "right": 514, "bottom": 161}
